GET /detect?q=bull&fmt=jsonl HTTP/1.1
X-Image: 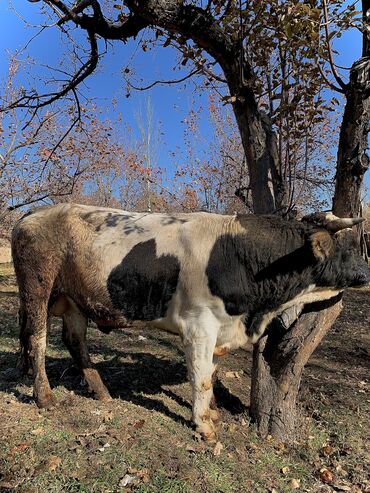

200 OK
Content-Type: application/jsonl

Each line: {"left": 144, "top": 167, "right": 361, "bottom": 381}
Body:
{"left": 11, "top": 204, "right": 369, "bottom": 440}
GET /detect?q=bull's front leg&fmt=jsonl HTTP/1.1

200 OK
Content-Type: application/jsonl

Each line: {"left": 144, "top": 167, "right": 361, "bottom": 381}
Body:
{"left": 183, "top": 312, "right": 219, "bottom": 441}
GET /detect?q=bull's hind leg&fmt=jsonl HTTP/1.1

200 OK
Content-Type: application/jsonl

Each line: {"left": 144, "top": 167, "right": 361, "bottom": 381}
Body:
{"left": 183, "top": 310, "right": 219, "bottom": 441}
{"left": 22, "top": 300, "right": 55, "bottom": 408}
{"left": 61, "top": 298, "right": 111, "bottom": 402}
{"left": 17, "top": 283, "right": 55, "bottom": 407}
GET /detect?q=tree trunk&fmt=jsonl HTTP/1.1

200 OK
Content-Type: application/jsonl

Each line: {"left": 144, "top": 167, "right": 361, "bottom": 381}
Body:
{"left": 333, "top": 1, "right": 369, "bottom": 255}
{"left": 223, "top": 62, "right": 287, "bottom": 214}
{"left": 332, "top": 57, "right": 370, "bottom": 217}
{"left": 250, "top": 294, "right": 342, "bottom": 442}
{"left": 333, "top": 0, "right": 369, "bottom": 218}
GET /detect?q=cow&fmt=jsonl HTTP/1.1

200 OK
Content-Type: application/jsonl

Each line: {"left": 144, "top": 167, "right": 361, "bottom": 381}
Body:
{"left": 11, "top": 204, "right": 369, "bottom": 441}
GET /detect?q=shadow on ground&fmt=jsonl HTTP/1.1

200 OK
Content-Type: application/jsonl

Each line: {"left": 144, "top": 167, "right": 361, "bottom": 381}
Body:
{"left": 0, "top": 343, "right": 248, "bottom": 429}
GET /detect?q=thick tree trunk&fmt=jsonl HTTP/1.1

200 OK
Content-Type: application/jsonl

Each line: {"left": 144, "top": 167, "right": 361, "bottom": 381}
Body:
{"left": 333, "top": 0, "right": 369, "bottom": 218}
{"left": 250, "top": 295, "right": 343, "bottom": 442}
{"left": 332, "top": 3, "right": 369, "bottom": 258}
{"left": 332, "top": 57, "right": 370, "bottom": 217}
{"left": 223, "top": 62, "right": 287, "bottom": 214}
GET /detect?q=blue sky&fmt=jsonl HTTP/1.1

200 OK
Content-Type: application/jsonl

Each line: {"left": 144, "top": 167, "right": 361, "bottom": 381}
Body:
{"left": 0, "top": 0, "right": 368, "bottom": 202}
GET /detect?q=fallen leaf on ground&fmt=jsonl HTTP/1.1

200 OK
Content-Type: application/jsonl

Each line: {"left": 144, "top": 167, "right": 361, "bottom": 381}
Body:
{"left": 31, "top": 427, "right": 44, "bottom": 435}
{"left": 185, "top": 444, "right": 197, "bottom": 453}
{"left": 133, "top": 419, "right": 145, "bottom": 429}
{"left": 333, "top": 482, "right": 351, "bottom": 492}
{"left": 290, "top": 478, "right": 301, "bottom": 489}
{"left": 213, "top": 441, "right": 223, "bottom": 456}
{"left": 320, "top": 468, "right": 334, "bottom": 484}
{"left": 246, "top": 442, "right": 258, "bottom": 451}
{"left": 46, "top": 455, "right": 61, "bottom": 472}
{"left": 225, "top": 371, "right": 241, "bottom": 379}
{"left": 126, "top": 467, "right": 150, "bottom": 483}
{"left": 335, "top": 465, "right": 348, "bottom": 477}
{"left": 9, "top": 442, "right": 30, "bottom": 455}
{"left": 119, "top": 474, "right": 137, "bottom": 487}
{"left": 321, "top": 444, "right": 334, "bottom": 456}
{"left": 0, "top": 481, "right": 15, "bottom": 489}
{"left": 98, "top": 443, "right": 110, "bottom": 452}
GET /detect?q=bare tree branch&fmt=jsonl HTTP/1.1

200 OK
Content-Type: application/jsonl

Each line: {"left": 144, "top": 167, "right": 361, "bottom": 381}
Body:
{"left": 126, "top": 68, "right": 201, "bottom": 91}
{"left": 317, "top": 63, "right": 345, "bottom": 94}
{"left": 3, "top": 29, "right": 99, "bottom": 111}
{"left": 322, "top": 0, "right": 348, "bottom": 91}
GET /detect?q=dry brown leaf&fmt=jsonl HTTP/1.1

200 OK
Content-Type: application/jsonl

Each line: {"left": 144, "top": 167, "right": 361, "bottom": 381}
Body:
{"left": 9, "top": 442, "right": 30, "bottom": 455}
{"left": 213, "top": 441, "right": 223, "bottom": 456}
{"left": 185, "top": 444, "right": 197, "bottom": 453}
{"left": 333, "top": 483, "right": 351, "bottom": 492}
{"left": 225, "top": 371, "right": 240, "bottom": 379}
{"left": 247, "top": 442, "right": 258, "bottom": 451}
{"left": 133, "top": 419, "right": 145, "bottom": 429}
{"left": 290, "top": 478, "right": 301, "bottom": 489}
{"left": 275, "top": 442, "right": 286, "bottom": 453}
{"left": 335, "top": 465, "right": 348, "bottom": 477}
{"left": 31, "top": 427, "right": 44, "bottom": 435}
{"left": 319, "top": 467, "right": 334, "bottom": 484}
{"left": 0, "top": 481, "right": 15, "bottom": 489}
{"left": 321, "top": 444, "right": 334, "bottom": 456}
{"left": 136, "top": 468, "right": 150, "bottom": 483}
{"left": 46, "top": 455, "right": 61, "bottom": 472}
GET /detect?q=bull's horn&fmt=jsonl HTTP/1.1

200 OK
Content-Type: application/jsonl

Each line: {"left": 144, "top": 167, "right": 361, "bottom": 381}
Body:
{"left": 325, "top": 217, "right": 365, "bottom": 232}
{"left": 302, "top": 212, "right": 365, "bottom": 232}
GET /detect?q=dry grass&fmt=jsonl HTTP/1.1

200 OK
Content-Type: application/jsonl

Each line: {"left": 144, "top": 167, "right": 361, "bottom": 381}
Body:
{"left": 0, "top": 264, "right": 369, "bottom": 493}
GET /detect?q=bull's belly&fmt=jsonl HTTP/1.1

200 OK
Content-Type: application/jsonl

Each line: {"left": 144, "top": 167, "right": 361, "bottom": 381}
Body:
{"left": 151, "top": 310, "right": 249, "bottom": 354}
{"left": 51, "top": 291, "right": 249, "bottom": 355}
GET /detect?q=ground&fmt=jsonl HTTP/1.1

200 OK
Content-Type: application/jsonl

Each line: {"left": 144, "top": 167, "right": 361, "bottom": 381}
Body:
{"left": 0, "top": 263, "right": 369, "bottom": 493}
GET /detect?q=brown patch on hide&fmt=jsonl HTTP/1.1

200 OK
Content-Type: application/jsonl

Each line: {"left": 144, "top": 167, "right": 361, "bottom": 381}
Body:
{"left": 213, "top": 346, "right": 229, "bottom": 357}
{"left": 201, "top": 379, "right": 212, "bottom": 391}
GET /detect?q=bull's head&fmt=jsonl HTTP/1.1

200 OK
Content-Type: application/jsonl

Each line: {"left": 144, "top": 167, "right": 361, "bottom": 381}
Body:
{"left": 301, "top": 212, "right": 369, "bottom": 288}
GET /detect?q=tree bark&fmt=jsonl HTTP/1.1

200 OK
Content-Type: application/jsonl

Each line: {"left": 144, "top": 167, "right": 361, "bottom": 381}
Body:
{"left": 250, "top": 294, "right": 343, "bottom": 442}
{"left": 223, "top": 62, "right": 286, "bottom": 214}
{"left": 332, "top": 0, "right": 369, "bottom": 251}
{"left": 332, "top": 57, "right": 370, "bottom": 217}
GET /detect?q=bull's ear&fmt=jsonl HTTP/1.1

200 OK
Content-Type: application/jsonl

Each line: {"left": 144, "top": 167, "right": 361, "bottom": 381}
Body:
{"left": 310, "top": 231, "right": 334, "bottom": 261}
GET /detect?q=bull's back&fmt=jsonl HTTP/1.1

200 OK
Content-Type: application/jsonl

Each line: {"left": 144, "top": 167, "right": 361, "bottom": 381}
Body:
{"left": 11, "top": 203, "right": 236, "bottom": 325}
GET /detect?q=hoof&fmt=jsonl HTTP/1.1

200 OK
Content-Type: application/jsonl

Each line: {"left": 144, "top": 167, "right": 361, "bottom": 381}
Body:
{"left": 95, "top": 392, "right": 112, "bottom": 403}
{"left": 199, "top": 429, "right": 217, "bottom": 442}
{"left": 196, "top": 420, "right": 217, "bottom": 442}
{"left": 36, "top": 392, "right": 57, "bottom": 409}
